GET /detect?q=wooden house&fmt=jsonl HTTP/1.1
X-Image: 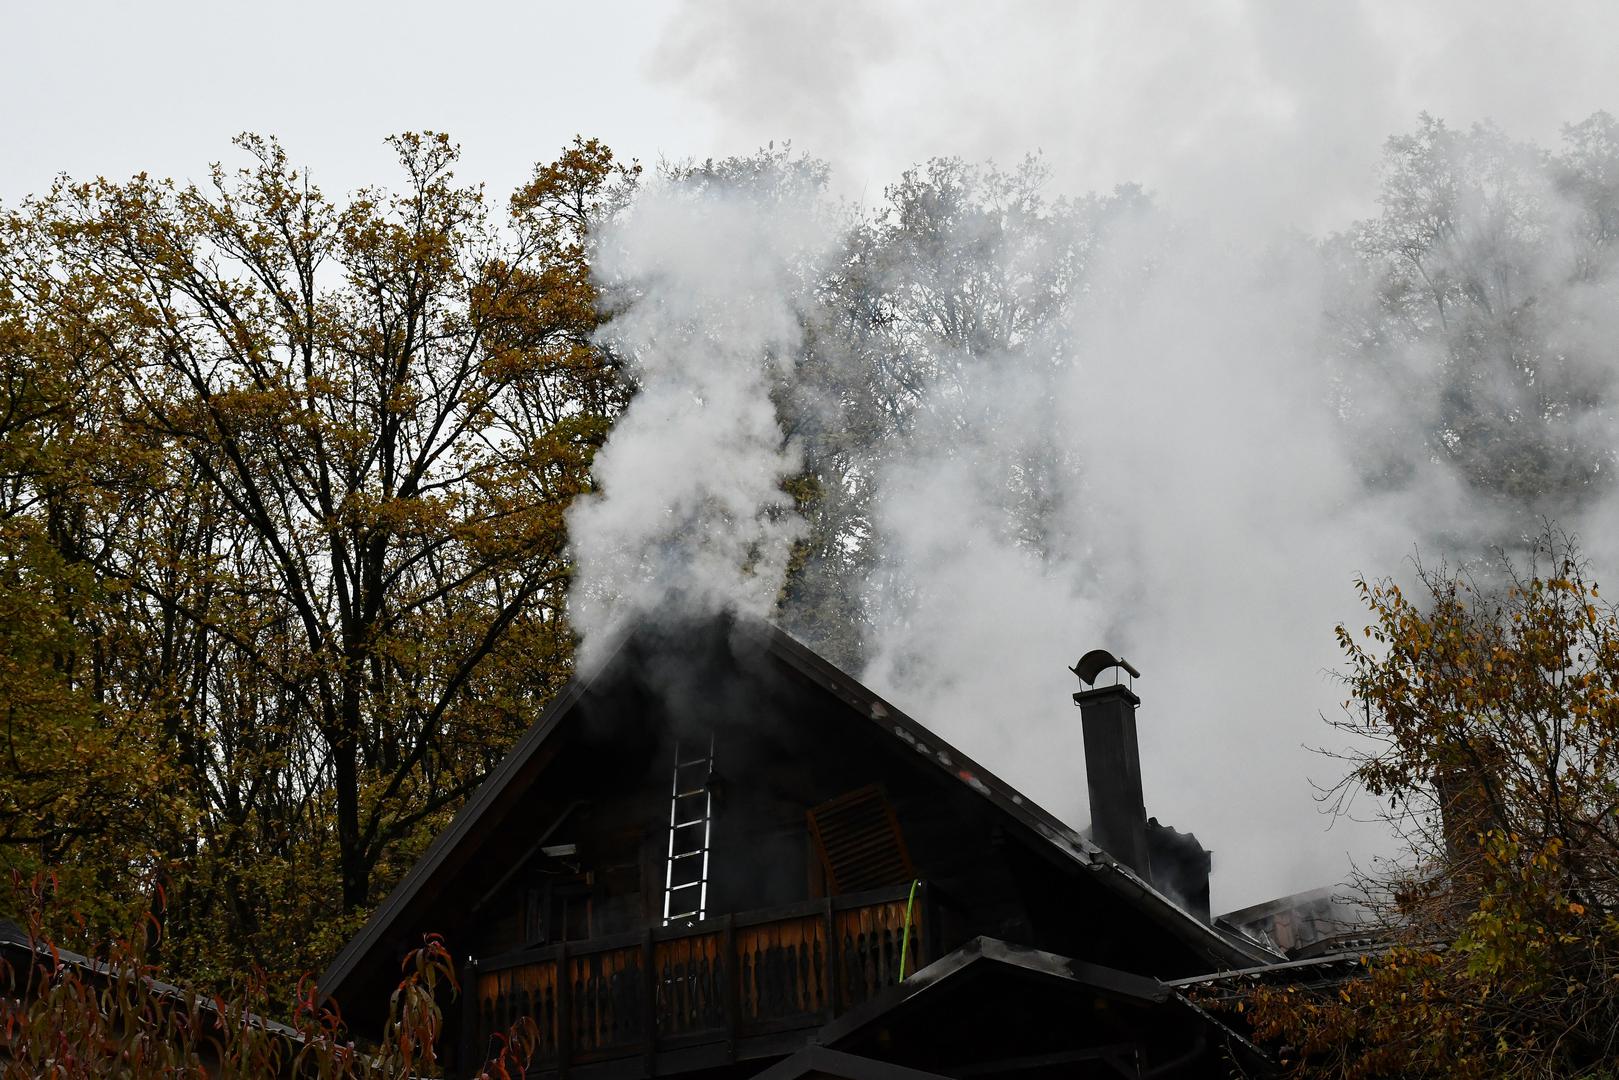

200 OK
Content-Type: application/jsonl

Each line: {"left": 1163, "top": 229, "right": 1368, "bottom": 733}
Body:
{"left": 319, "top": 615, "right": 1283, "bottom": 1078}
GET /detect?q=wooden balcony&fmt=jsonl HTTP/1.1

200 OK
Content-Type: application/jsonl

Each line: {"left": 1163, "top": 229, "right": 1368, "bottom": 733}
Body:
{"left": 465, "top": 883, "right": 930, "bottom": 1077}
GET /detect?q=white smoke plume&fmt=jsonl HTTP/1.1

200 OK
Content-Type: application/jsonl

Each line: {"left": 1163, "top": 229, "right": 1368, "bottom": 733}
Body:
{"left": 856, "top": 214, "right": 1415, "bottom": 905}
{"left": 648, "top": 0, "right": 1619, "bottom": 232}
{"left": 566, "top": 178, "right": 835, "bottom": 671}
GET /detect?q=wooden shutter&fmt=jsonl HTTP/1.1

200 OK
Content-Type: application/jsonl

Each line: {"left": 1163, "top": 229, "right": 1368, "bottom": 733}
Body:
{"left": 806, "top": 784, "right": 914, "bottom": 894}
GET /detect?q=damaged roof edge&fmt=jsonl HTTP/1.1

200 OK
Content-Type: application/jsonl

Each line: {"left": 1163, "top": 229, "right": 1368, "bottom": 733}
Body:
{"left": 758, "top": 622, "right": 1284, "bottom": 971}
{"left": 1163, "top": 946, "right": 1390, "bottom": 989}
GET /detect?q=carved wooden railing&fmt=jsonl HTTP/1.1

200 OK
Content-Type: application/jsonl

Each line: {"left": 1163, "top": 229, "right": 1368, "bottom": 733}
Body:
{"left": 467, "top": 883, "right": 928, "bottom": 1074}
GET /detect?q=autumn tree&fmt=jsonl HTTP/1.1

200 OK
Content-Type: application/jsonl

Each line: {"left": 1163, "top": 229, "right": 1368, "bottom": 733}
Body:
{"left": 0, "top": 217, "right": 178, "bottom": 936}
{"left": 777, "top": 155, "right": 1142, "bottom": 667}
{"left": 1245, "top": 531, "right": 1619, "bottom": 1077}
{"left": 0, "top": 133, "right": 636, "bottom": 985}
{"left": 1328, "top": 113, "right": 1619, "bottom": 523}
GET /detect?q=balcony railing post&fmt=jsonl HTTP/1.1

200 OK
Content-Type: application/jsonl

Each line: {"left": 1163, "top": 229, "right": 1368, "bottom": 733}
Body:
{"left": 822, "top": 897, "right": 836, "bottom": 1019}
{"left": 642, "top": 928, "right": 656, "bottom": 1074}
{"left": 722, "top": 913, "right": 738, "bottom": 1059}
{"left": 556, "top": 941, "right": 571, "bottom": 1078}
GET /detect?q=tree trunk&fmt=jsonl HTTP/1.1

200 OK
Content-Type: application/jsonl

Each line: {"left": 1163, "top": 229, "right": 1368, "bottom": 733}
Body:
{"left": 335, "top": 733, "right": 366, "bottom": 912}
{"left": 335, "top": 650, "right": 368, "bottom": 912}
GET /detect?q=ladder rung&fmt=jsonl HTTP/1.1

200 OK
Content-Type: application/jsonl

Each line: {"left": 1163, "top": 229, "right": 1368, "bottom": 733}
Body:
{"left": 676, "top": 758, "right": 712, "bottom": 768}
{"left": 669, "top": 850, "right": 705, "bottom": 860}
{"left": 673, "top": 818, "right": 706, "bottom": 828}
{"left": 674, "top": 788, "right": 707, "bottom": 799}
{"left": 668, "top": 912, "right": 699, "bottom": 921}
{"left": 667, "top": 880, "right": 702, "bottom": 891}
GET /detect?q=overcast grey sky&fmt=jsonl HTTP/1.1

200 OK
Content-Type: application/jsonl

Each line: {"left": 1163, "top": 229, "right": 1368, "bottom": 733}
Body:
{"left": 8, "top": 1, "right": 1617, "bottom": 230}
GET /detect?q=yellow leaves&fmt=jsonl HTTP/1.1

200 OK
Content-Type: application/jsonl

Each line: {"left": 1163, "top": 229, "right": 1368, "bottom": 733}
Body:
{"left": 1, "top": 130, "right": 626, "bottom": 997}
{"left": 212, "top": 383, "right": 299, "bottom": 424}
{"left": 1306, "top": 537, "right": 1619, "bottom": 1074}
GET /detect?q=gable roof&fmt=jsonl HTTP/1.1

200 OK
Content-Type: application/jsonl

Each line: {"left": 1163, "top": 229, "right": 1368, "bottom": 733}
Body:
{"left": 319, "top": 617, "right": 1278, "bottom": 1005}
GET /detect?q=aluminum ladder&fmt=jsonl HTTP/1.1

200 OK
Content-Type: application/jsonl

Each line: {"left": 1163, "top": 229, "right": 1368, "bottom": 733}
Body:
{"left": 661, "top": 733, "right": 714, "bottom": 925}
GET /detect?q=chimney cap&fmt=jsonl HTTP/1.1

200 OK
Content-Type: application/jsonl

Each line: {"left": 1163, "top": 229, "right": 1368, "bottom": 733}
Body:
{"left": 1071, "top": 649, "right": 1141, "bottom": 686}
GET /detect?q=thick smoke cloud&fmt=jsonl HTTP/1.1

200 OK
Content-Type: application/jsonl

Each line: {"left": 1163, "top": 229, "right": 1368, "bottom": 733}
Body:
{"left": 848, "top": 138, "right": 1619, "bottom": 910}
{"left": 565, "top": 3, "right": 1619, "bottom": 913}
{"left": 649, "top": 1, "right": 1619, "bottom": 232}
{"left": 567, "top": 182, "right": 834, "bottom": 671}
{"left": 856, "top": 214, "right": 1419, "bottom": 907}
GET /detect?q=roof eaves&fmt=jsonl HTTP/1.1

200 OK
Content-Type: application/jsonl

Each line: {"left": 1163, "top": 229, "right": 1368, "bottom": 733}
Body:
{"left": 1162, "top": 946, "right": 1386, "bottom": 990}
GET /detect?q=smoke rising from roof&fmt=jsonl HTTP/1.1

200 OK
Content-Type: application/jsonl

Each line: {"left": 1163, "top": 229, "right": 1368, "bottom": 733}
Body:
{"left": 567, "top": 177, "right": 836, "bottom": 671}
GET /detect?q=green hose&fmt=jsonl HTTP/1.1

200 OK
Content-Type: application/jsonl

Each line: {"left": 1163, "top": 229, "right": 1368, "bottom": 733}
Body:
{"left": 898, "top": 878, "right": 920, "bottom": 982}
